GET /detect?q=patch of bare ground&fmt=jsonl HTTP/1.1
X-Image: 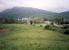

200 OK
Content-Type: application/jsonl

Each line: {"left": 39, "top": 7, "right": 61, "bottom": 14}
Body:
{"left": 0, "top": 29, "right": 10, "bottom": 32}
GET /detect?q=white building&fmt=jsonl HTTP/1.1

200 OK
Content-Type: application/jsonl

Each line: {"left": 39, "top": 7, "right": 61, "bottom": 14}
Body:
{"left": 44, "top": 21, "right": 52, "bottom": 25}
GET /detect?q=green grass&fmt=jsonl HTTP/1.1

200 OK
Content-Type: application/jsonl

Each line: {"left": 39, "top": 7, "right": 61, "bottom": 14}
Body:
{"left": 0, "top": 24, "right": 69, "bottom": 50}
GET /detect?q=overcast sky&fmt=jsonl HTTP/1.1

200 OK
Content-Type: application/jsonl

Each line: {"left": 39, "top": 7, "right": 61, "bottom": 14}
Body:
{"left": 0, "top": 0, "right": 69, "bottom": 12}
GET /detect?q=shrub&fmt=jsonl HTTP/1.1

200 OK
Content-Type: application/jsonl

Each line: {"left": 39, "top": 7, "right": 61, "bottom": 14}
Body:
{"left": 44, "top": 25, "right": 50, "bottom": 30}
{"left": 44, "top": 24, "right": 63, "bottom": 32}
{"left": 61, "top": 25, "right": 69, "bottom": 35}
{"left": 64, "top": 29, "right": 69, "bottom": 35}
{"left": 40, "top": 25, "right": 43, "bottom": 27}
{"left": 62, "top": 25, "right": 69, "bottom": 29}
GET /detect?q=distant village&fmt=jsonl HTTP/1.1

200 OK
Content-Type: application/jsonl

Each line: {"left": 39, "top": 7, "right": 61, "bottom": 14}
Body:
{"left": 18, "top": 16, "right": 69, "bottom": 24}
{"left": 16, "top": 16, "right": 69, "bottom": 28}
{"left": 0, "top": 16, "right": 69, "bottom": 26}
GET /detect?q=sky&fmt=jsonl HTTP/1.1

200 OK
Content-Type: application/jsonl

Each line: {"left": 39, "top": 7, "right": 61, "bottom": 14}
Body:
{"left": 0, "top": 0, "right": 69, "bottom": 13}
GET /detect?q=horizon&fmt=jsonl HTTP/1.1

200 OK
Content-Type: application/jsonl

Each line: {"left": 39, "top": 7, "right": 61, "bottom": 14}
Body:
{"left": 0, "top": 0, "right": 69, "bottom": 13}
{"left": 0, "top": 6, "right": 69, "bottom": 13}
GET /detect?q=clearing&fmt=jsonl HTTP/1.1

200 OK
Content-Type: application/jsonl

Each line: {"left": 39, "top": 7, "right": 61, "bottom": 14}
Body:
{"left": 0, "top": 24, "right": 69, "bottom": 50}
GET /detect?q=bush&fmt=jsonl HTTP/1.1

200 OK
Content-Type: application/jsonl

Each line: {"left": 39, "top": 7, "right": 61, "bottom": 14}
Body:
{"left": 44, "top": 24, "right": 63, "bottom": 32}
{"left": 40, "top": 25, "right": 43, "bottom": 27}
{"left": 44, "top": 25, "right": 50, "bottom": 30}
{"left": 62, "top": 25, "right": 69, "bottom": 29}
{"left": 44, "top": 25, "right": 57, "bottom": 31}
{"left": 64, "top": 29, "right": 69, "bottom": 35}
{"left": 61, "top": 25, "right": 69, "bottom": 35}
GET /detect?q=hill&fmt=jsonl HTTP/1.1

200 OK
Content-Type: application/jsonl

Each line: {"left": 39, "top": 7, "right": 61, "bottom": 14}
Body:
{"left": 0, "top": 7, "right": 57, "bottom": 19}
{"left": 0, "top": 7, "right": 69, "bottom": 20}
{"left": 57, "top": 11, "right": 69, "bottom": 18}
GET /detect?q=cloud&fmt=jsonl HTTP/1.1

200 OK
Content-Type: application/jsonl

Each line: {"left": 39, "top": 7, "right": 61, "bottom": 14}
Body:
{"left": 0, "top": 0, "right": 69, "bottom": 12}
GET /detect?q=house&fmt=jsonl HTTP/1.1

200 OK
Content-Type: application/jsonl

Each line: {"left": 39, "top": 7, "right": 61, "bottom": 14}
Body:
{"left": 44, "top": 21, "right": 52, "bottom": 25}
{"left": 18, "top": 17, "right": 33, "bottom": 24}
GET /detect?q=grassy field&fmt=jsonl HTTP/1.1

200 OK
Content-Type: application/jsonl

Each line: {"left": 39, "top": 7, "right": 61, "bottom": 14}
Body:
{"left": 0, "top": 24, "right": 69, "bottom": 50}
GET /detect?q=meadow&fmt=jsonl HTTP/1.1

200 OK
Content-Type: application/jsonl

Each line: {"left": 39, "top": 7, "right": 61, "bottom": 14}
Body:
{"left": 0, "top": 24, "right": 69, "bottom": 50}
